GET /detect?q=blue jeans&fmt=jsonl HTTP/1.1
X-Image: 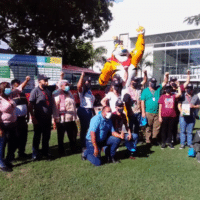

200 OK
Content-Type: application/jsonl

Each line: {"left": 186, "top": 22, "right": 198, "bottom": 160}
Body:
{"left": 124, "top": 133, "right": 138, "bottom": 153}
{"left": 77, "top": 107, "right": 93, "bottom": 149}
{"left": 84, "top": 136, "right": 121, "bottom": 166}
{"left": 129, "top": 113, "right": 141, "bottom": 134}
{"left": 179, "top": 116, "right": 195, "bottom": 146}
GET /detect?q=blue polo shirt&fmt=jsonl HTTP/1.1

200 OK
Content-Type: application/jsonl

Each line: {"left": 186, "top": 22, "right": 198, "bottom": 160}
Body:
{"left": 86, "top": 113, "right": 115, "bottom": 143}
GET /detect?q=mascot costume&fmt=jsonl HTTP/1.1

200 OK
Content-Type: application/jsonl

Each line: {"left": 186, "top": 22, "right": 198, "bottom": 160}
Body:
{"left": 99, "top": 26, "right": 145, "bottom": 87}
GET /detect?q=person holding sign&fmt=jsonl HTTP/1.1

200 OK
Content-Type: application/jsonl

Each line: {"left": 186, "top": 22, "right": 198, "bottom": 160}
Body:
{"left": 178, "top": 84, "right": 200, "bottom": 149}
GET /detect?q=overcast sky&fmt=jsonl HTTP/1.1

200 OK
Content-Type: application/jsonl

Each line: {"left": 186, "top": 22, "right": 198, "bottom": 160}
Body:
{"left": 94, "top": 0, "right": 200, "bottom": 41}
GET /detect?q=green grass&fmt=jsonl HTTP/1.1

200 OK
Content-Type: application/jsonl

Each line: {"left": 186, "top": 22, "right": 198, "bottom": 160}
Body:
{"left": 1, "top": 121, "right": 200, "bottom": 200}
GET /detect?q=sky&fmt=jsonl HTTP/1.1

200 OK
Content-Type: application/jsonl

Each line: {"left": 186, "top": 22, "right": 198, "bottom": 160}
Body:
{"left": 94, "top": 0, "right": 200, "bottom": 42}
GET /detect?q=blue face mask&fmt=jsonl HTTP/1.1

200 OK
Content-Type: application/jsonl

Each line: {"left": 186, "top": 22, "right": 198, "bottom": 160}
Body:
{"left": 64, "top": 86, "right": 70, "bottom": 92}
{"left": 4, "top": 88, "right": 12, "bottom": 96}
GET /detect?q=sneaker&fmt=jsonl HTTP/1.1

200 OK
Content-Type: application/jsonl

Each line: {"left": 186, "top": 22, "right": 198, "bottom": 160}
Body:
{"left": 161, "top": 143, "right": 166, "bottom": 149}
{"left": 81, "top": 152, "right": 87, "bottom": 161}
{"left": 187, "top": 145, "right": 193, "bottom": 148}
{"left": 168, "top": 143, "right": 175, "bottom": 149}
{"left": 179, "top": 145, "right": 185, "bottom": 149}
{"left": 110, "top": 157, "right": 120, "bottom": 164}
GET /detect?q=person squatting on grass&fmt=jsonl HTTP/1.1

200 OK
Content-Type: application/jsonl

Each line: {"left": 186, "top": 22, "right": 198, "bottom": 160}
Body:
{"left": 178, "top": 83, "right": 200, "bottom": 149}
{"left": 53, "top": 80, "right": 78, "bottom": 155}
{"left": 158, "top": 83, "right": 181, "bottom": 149}
{"left": 82, "top": 106, "right": 121, "bottom": 166}
{"left": 140, "top": 73, "right": 169, "bottom": 146}
{"left": 77, "top": 72, "right": 95, "bottom": 156}
{"left": 111, "top": 99, "right": 138, "bottom": 158}
{"left": 0, "top": 77, "right": 30, "bottom": 172}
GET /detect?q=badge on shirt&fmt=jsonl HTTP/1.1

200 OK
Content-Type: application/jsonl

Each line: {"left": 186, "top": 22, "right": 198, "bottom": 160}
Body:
{"left": 152, "top": 97, "right": 155, "bottom": 101}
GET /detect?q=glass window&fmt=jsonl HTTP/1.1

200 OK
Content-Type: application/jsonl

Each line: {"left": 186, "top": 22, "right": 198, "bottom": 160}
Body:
{"left": 63, "top": 73, "right": 72, "bottom": 82}
{"left": 166, "top": 42, "right": 177, "bottom": 47}
{"left": 177, "top": 65, "right": 188, "bottom": 74}
{"left": 190, "top": 40, "right": 200, "bottom": 45}
{"left": 178, "top": 49, "right": 189, "bottom": 65}
{"left": 166, "top": 50, "right": 177, "bottom": 66}
{"left": 190, "top": 48, "right": 200, "bottom": 66}
{"left": 178, "top": 41, "right": 189, "bottom": 46}
{"left": 154, "top": 43, "right": 165, "bottom": 48}
{"left": 153, "top": 51, "right": 165, "bottom": 66}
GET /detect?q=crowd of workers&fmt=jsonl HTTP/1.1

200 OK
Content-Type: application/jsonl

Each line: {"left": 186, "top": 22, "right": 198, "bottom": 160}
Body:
{"left": 0, "top": 69, "right": 200, "bottom": 171}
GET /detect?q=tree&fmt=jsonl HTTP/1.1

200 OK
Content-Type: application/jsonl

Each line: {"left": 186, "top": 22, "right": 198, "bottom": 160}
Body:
{"left": 184, "top": 14, "right": 200, "bottom": 25}
{"left": 0, "top": 0, "right": 115, "bottom": 65}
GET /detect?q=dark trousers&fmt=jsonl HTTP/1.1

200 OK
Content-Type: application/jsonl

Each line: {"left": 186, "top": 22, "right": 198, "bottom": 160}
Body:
{"left": 16, "top": 117, "right": 28, "bottom": 155}
{"left": 32, "top": 117, "right": 51, "bottom": 157}
{"left": 161, "top": 117, "right": 176, "bottom": 144}
{"left": 84, "top": 136, "right": 121, "bottom": 166}
{"left": 77, "top": 107, "right": 93, "bottom": 149}
{"left": 56, "top": 121, "right": 78, "bottom": 152}
{"left": 3, "top": 122, "right": 18, "bottom": 163}
{"left": 173, "top": 115, "right": 179, "bottom": 144}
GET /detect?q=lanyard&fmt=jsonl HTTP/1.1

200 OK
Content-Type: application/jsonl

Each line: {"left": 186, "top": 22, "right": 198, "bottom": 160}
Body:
{"left": 185, "top": 94, "right": 192, "bottom": 104}
{"left": 41, "top": 91, "right": 50, "bottom": 106}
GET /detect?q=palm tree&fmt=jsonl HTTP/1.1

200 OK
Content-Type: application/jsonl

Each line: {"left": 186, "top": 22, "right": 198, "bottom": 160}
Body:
{"left": 137, "top": 52, "right": 154, "bottom": 77}
{"left": 184, "top": 14, "right": 200, "bottom": 25}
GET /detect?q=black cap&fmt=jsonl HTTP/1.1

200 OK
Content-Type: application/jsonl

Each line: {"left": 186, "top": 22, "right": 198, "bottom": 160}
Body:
{"left": 38, "top": 74, "right": 50, "bottom": 81}
{"left": 170, "top": 77, "right": 177, "bottom": 82}
{"left": 165, "top": 83, "right": 172, "bottom": 88}
{"left": 131, "top": 76, "right": 139, "bottom": 82}
{"left": 116, "top": 99, "right": 124, "bottom": 107}
{"left": 186, "top": 83, "right": 193, "bottom": 89}
{"left": 150, "top": 78, "right": 157, "bottom": 83}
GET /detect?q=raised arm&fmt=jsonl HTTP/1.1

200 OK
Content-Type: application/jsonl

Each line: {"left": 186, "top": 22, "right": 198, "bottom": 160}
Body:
{"left": 162, "top": 72, "right": 169, "bottom": 87}
{"left": 77, "top": 72, "right": 85, "bottom": 93}
{"left": 122, "top": 68, "right": 128, "bottom": 87}
{"left": 101, "top": 96, "right": 109, "bottom": 107}
{"left": 183, "top": 70, "right": 190, "bottom": 89}
{"left": 21, "top": 76, "right": 31, "bottom": 90}
{"left": 141, "top": 70, "right": 147, "bottom": 86}
{"left": 175, "top": 81, "right": 182, "bottom": 98}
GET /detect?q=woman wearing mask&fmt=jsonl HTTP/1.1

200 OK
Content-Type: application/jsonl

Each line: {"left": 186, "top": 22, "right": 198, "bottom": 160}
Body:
{"left": 53, "top": 80, "right": 77, "bottom": 155}
{"left": 77, "top": 72, "right": 95, "bottom": 155}
{"left": 101, "top": 79, "right": 123, "bottom": 113}
{"left": 158, "top": 83, "right": 181, "bottom": 149}
{"left": 0, "top": 82, "right": 23, "bottom": 171}
{"left": 178, "top": 84, "right": 200, "bottom": 149}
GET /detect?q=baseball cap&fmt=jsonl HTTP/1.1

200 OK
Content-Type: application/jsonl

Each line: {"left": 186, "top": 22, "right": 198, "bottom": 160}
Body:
{"left": 165, "top": 83, "right": 172, "bottom": 88}
{"left": 131, "top": 76, "right": 139, "bottom": 82}
{"left": 115, "top": 99, "right": 124, "bottom": 107}
{"left": 170, "top": 77, "right": 177, "bottom": 82}
{"left": 38, "top": 74, "right": 50, "bottom": 81}
{"left": 186, "top": 83, "right": 193, "bottom": 89}
{"left": 149, "top": 78, "right": 157, "bottom": 83}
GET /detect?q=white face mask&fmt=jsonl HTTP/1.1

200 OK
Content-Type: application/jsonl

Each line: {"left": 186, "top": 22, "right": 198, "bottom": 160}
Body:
{"left": 105, "top": 112, "right": 112, "bottom": 119}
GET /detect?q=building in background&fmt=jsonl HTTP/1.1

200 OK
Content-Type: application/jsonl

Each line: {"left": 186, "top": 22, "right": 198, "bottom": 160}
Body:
{"left": 93, "top": 28, "right": 200, "bottom": 89}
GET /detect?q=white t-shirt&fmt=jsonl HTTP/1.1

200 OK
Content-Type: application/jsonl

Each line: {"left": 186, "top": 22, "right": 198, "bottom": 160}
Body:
{"left": 105, "top": 92, "right": 121, "bottom": 112}
{"left": 79, "top": 90, "right": 95, "bottom": 108}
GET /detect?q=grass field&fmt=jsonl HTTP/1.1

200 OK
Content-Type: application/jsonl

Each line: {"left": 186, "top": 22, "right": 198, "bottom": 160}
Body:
{"left": 1, "top": 121, "right": 200, "bottom": 200}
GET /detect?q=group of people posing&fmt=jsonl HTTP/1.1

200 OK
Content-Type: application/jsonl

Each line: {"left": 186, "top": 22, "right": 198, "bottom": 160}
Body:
{"left": 0, "top": 69, "right": 200, "bottom": 170}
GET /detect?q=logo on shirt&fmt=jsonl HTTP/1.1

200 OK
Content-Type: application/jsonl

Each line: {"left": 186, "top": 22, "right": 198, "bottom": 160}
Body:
{"left": 164, "top": 97, "right": 174, "bottom": 109}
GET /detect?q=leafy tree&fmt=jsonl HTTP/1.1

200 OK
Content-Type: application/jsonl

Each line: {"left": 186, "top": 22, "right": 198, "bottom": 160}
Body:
{"left": 0, "top": 0, "right": 114, "bottom": 66}
{"left": 184, "top": 14, "right": 200, "bottom": 25}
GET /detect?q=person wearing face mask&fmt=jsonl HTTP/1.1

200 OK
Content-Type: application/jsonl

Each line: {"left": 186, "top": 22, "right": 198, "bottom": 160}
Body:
{"left": 0, "top": 77, "right": 30, "bottom": 172}
{"left": 123, "top": 70, "right": 147, "bottom": 142}
{"left": 52, "top": 80, "right": 78, "bottom": 155}
{"left": 101, "top": 80, "right": 123, "bottom": 113}
{"left": 77, "top": 72, "right": 95, "bottom": 155}
{"left": 141, "top": 72, "right": 169, "bottom": 146}
{"left": 82, "top": 106, "right": 121, "bottom": 166}
{"left": 29, "top": 74, "right": 55, "bottom": 161}
{"left": 158, "top": 84, "right": 181, "bottom": 149}
{"left": 111, "top": 100, "right": 138, "bottom": 158}
{"left": 178, "top": 84, "right": 200, "bottom": 149}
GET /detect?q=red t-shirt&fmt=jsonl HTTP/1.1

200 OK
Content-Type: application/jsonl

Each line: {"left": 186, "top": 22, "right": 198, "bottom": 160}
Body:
{"left": 158, "top": 94, "right": 177, "bottom": 117}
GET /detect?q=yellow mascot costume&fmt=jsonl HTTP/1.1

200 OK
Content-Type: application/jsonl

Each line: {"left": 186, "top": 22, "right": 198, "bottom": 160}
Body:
{"left": 99, "top": 26, "right": 145, "bottom": 87}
